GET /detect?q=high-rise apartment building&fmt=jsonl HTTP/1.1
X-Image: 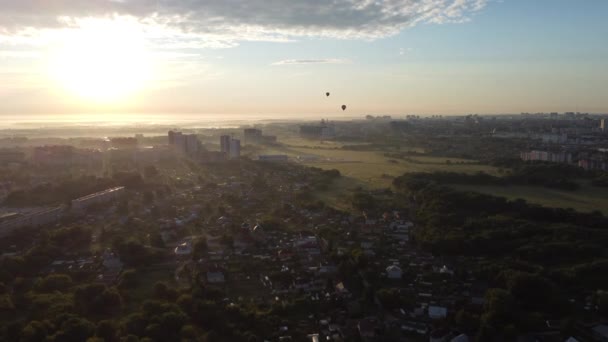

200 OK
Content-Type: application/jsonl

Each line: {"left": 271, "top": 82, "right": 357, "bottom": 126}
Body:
{"left": 168, "top": 131, "right": 200, "bottom": 155}
{"left": 229, "top": 139, "right": 241, "bottom": 159}
{"left": 219, "top": 135, "right": 240, "bottom": 159}
{"left": 220, "top": 135, "right": 231, "bottom": 154}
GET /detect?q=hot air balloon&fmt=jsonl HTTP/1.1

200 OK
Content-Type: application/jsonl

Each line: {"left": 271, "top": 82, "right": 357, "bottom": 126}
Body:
{"left": 341, "top": 105, "right": 347, "bottom": 111}
{"left": 326, "top": 92, "right": 330, "bottom": 97}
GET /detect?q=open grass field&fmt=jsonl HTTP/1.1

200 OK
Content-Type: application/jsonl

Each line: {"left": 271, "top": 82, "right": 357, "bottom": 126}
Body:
{"left": 256, "top": 138, "right": 499, "bottom": 212}
{"left": 259, "top": 140, "right": 498, "bottom": 189}
{"left": 262, "top": 139, "right": 608, "bottom": 214}
{"left": 450, "top": 183, "right": 608, "bottom": 214}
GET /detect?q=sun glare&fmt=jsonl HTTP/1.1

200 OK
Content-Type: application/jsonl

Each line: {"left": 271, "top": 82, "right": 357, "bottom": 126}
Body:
{"left": 49, "top": 19, "right": 151, "bottom": 103}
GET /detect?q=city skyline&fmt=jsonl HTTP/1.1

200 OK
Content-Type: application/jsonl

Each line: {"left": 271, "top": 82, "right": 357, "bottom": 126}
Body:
{"left": 1, "top": 0, "right": 607, "bottom": 117}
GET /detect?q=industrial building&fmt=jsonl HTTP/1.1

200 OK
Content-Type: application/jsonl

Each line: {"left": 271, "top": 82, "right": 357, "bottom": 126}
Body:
{"left": 71, "top": 187, "right": 126, "bottom": 211}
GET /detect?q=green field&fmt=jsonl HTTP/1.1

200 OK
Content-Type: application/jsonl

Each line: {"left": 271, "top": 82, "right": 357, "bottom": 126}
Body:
{"left": 259, "top": 141, "right": 498, "bottom": 189}
{"left": 256, "top": 139, "right": 500, "bottom": 212}
{"left": 450, "top": 183, "right": 608, "bottom": 214}
{"left": 259, "top": 139, "right": 608, "bottom": 214}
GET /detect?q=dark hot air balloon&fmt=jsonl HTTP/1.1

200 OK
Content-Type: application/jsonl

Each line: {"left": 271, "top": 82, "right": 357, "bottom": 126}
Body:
{"left": 326, "top": 92, "right": 330, "bottom": 97}
{"left": 341, "top": 105, "right": 347, "bottom": 111}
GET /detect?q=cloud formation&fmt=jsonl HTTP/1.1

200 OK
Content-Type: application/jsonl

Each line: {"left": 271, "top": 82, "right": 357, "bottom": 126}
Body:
{"left": 272, "top": 59, "right": 350, "bottom": 66}
{"left": 0, "top": 0, "right": 487, "bottom": 46}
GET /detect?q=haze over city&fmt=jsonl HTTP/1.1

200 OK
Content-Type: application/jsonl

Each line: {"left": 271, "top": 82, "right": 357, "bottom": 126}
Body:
{"left": 2, "top": 2, "right": 608, "bottom": 342}
{"left": 1, "top": 0, "right": 607, "bottom": 119}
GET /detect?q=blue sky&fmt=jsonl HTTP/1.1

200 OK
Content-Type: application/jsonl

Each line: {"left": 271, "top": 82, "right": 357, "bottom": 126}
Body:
{"left": 0, "top": 0, "right": 606, "bottom": 117}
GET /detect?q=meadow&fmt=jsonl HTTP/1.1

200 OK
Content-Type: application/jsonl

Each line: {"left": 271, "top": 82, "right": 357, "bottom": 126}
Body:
{"left": 261, "top": 138, "right": 497, "bottom": 188}
{"left": 256, "top": 138, "right": 498, "bottom": 212}
{"left": 260, "top": 138, "right": 608, "bottom": 214}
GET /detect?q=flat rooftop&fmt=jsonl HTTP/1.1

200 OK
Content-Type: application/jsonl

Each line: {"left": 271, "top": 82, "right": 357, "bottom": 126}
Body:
{"left": 73, "top": 186, "right": 125, "bottom": 202}
{"left": 0, "top": 212, "right": 20, "bottom": 222}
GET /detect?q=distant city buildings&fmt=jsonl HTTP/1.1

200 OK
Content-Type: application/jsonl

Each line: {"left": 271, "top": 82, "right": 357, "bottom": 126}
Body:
{"left": 32, "top": 145, "right": 75, "bottom": 166}
{"left": 243, "top": 128, "right": 277, "bottom": 145}
{"left": 578, "top": 149, "right": 608, "bottom": 171}
{"left": 0, "top": 149, "right": 24, "bottom": 166}
{"left": 220, "top": 135, "right": 241, "bottom": 159}
{"left": 578, "top": 158, "right": 608, "bottom": 171}
{"left": 244, "top": 128, "right": 262, "bottom": 144}
{"left": 299, "top": 120, "right": 336, "bottom": 139}
{"left": 229, "top": 138, "right": 241, "bottom": 159}
{"left": 520, "top": 150, "right": 573, "bottom": 164}
{"left": 520, "top": 148, "right": 608, "bottom": 171}
{"left": 220, "top": 135, "right": 231, "bottom": 154}
{"left": 168, "top": 131, "right": 201, "bottom": 155}
{"left": 110, "top": 137, "right": 138, "bottom": 149}
{"left": 32, "top": 145, "right": 103, "bottom": 168}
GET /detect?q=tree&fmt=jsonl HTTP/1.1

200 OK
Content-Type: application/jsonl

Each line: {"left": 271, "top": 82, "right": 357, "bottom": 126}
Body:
{"left": 143, "top": 165, "right": 159, "bottom": 178}
{"left": 96, "top": 320, "right": 118, "bottom": 342}
{"left": 122, "top": 334, "right": 140, "bottom": 342}
{"left": 117, "top": 200, "right": 130, "bottom": 216}
{"left": 149, "top": 232, "right": 165, "bottom": 248}
{"left": 118, "top": 269, "right": 138, "bottom": 290}
{"left": 157, "top": 311, "right": 187, "bottom": 339}
{"left": 376, "top": 288, "right": 404, "bottom": 311}
{"left": 113, "top": 171, "right": 144, "bottom": 189}
{"left": 454, "top": 309, "right": 480, "bottom": 334}
{"left": 192, "top": 238, "right": 208, "bottom": 260}
{"left": 351, "top": 192, "right": 376, "bottom": 211}
{"left": 483, "top": 288, "right": 518, "bottom": 327}
{"left": 153, "top": 282, "right": 177, "bottom": 302}
{"left": 143, "top": 191, "right": 155, "bottom": 204}
{"left": 86, "top": 338, "right": 105, "bottom": 342}
{"left": 144, "top": 323, "right": 161, "bottom": 339}
{"left": 115, "top": 240, "right": 161, "bottom": 267}
{"left": 505, "top": 271, "right": 562, "bottom": 312}
{"left": 220, "top": 235, "right": 234, "bottom": 249}
{"left": 34, "top": 274, "right": 73, "bottom": 293}
{"left": 52, "top": 316, "right": 95, "bottom": 342}
{"left": 122, "top": 313, "right": 147, "bottom": 337}
{"left": 20, "top": 321, "right": 49, "bottom": 342}
{"left": 598, "top": 291, "right": 608, "bottom": 316}
{"left": 181, "top": 325, "right": 197, "bottom": 340}
{"left": 74, "top": 284, "right": 122, "bottom": 316}
{"left": 50, "top": 226, "right": 92, "bottom": 249}
{"left": 0, "top": 256, "right": 24, "bottom": 281}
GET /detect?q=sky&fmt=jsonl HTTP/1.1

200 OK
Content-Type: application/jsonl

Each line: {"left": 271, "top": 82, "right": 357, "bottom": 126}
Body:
{"left": 0, "top": 0, "right": 607, "bottom": 119}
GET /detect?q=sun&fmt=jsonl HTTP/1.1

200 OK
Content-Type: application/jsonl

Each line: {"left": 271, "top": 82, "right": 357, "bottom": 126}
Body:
{"left": 49, "top": 19, "right": 152, "bottom": 103}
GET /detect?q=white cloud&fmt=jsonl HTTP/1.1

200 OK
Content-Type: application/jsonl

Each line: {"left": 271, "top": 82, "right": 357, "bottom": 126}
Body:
{"left": 0, "top": 50, "right": 40, "bottom": 59}
{"left": 0, "top": 0, "right": 488, "bottom": 48}
{"left": 399, "top": 47, "right": 412, "bottom": 56}
{"left": 272, "top": 59, "right": 350, "bottom": 66}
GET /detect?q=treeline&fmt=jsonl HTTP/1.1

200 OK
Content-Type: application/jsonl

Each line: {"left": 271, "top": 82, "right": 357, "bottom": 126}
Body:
{"left": 393, "top": 174, "right": 608, "bottom": 338}
{"left": 400, "top": 163, "right": 601, "bottom": 191}
{"left": 0, "top": 274, "right": 277, "bottom": 341}
{"left": 0, "top": 222, "right": 283, "bottom": 341}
